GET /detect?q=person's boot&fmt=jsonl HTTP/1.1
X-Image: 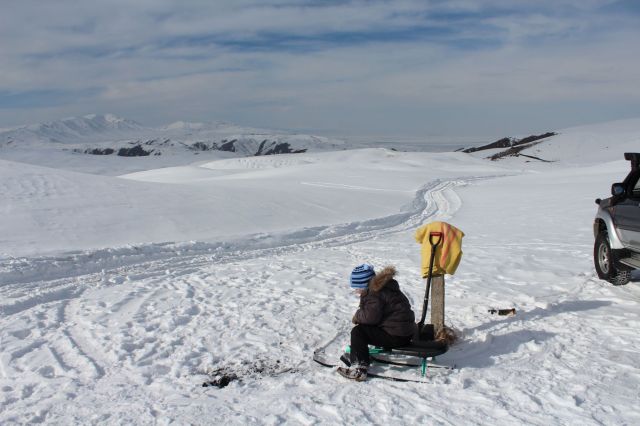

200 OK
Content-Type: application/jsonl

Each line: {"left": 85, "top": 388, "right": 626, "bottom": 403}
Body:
{"left": 337, "top": 364, "right": 368, "bottom": 382}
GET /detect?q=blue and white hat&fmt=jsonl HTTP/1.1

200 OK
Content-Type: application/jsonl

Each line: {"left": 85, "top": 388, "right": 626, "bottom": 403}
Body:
{"left": 350, "top": 264, "right": 376, "bottom": 289}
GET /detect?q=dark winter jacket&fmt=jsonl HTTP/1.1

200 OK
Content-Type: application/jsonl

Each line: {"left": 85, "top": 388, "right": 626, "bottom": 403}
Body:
{"left": 353, "top": 266, "right": 417, "bottom": 337}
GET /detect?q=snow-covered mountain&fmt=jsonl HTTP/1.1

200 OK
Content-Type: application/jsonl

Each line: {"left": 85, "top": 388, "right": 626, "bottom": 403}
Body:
{"left": 0, "top": 114, "right": 346, "bottom": 160}
{"left": 463, "top": 118, "right": 640, "bottom": 165}
{"left": 0, "top": 114, "right": 146, "bottom": 145}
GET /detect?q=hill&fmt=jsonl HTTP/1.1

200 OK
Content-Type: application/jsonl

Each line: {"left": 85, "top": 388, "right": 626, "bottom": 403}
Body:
{"left": 463, "top": 118, "right": 640, "bottom": 165}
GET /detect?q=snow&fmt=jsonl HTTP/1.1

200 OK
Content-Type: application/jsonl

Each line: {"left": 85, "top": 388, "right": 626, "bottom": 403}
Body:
{"left": 1, "top": 117, "right": 640, "bottom": 424}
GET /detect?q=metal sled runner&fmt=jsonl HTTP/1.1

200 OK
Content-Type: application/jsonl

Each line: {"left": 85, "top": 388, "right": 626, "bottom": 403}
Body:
{"left": 344, "top": 339, "right": 451, "bottom": 376}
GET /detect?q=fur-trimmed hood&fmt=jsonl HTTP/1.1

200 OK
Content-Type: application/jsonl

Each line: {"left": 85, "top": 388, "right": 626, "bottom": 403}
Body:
{"left": 369, "top": 266, "right": 397, "bottom": 292}
{"left": 352, "top": 265, "right": 415, "bottom": 337}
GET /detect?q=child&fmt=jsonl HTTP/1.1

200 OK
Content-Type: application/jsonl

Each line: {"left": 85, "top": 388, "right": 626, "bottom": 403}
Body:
{"left": 337, "top": 264, "right": 417, "bottom": 381}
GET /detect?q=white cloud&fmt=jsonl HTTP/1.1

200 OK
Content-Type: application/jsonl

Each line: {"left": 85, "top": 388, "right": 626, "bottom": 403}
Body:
{"left": 1, "top": 0, "right": 639, "bottom": 136}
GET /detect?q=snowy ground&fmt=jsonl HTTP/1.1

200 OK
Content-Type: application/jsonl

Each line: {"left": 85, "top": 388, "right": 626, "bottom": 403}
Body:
{"left": 1, "top": 127, "right": 640, "bottom": 424}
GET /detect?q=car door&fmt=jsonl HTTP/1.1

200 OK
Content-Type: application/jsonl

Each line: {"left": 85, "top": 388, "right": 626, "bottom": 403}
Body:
{"left": 615, "top": 171, "right": 640, "bottom": 250}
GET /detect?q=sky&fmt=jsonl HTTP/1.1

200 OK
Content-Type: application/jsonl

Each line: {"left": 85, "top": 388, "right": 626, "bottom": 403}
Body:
{"left": 1, "top": 0, "right": 640, "bottom": 138}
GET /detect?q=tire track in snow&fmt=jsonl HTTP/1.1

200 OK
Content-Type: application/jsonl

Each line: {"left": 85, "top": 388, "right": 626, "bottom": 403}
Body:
{"left": 0, "top": 176, "right": 490, "bottom": 314}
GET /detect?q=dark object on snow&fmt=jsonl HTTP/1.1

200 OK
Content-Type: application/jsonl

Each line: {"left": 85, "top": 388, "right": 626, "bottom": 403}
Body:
{"left": 117, "top": 145, "right": 152, "bottom": 157}
{"left": 593, "top": 153, "right": 640, "bottom": 286}
{"left": 85, "top": 148, "right": 115, "bottom": 155}
{"left": 201, "top": 359, "right": 295, "bottom": 389}
{"left": 202, "top": 374, "right": 237, "bottom": 388}
{"left": 488, "top": 308, "right": 516, "bottom": 316}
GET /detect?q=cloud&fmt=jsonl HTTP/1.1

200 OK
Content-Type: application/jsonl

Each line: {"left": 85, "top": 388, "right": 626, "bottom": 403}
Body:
{"left": 0, "top": 88, "right": 99, "bottom": 109}
{"left": 1, "top": 0, "right": 639, "bottom": 136}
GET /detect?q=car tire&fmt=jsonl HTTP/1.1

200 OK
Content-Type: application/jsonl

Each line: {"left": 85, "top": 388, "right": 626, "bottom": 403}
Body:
{"left": 594, "top": 231, "right": 631, "bottom": 286}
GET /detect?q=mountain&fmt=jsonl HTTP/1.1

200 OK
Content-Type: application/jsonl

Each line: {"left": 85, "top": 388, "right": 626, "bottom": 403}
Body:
{"left": 0, "top": 114, "right": 347, "bottom": 160}
{"left": 0, "top": 114, "right": 146, "bottom": 146}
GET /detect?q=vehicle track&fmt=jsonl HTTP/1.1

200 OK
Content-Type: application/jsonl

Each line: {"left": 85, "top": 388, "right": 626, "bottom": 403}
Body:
{"left": 0, "top": 176, "right": 490, "bottom": 315}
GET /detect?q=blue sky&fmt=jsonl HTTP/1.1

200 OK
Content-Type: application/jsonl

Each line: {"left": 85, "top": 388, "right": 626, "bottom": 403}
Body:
{"left": 1, "top": 0, "right": 639, "bottom": 138}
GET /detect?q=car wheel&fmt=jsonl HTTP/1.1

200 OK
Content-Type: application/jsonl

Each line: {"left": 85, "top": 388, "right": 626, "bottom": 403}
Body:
{"left": 594, "top": 231, "right": 631, "bottom": 286}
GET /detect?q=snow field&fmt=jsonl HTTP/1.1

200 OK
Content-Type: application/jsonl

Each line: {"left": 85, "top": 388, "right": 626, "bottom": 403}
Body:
{"left": 1, "top": 139, "right": 640, "bottom": 424}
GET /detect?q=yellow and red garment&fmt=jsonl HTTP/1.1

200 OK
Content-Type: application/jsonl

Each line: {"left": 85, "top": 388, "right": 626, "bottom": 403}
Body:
{"left": 415, "top": 221, "right": 465, "bottom": 277}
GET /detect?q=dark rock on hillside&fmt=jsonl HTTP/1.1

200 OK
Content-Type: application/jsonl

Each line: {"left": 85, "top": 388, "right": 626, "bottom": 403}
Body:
{"left": 517, "top": 132, "right": 556, "bottom": 145}
{"left": 256, "top": 140, "right": 269, "bottom": 155}
{"left": 74, "top": 147, "right": 116, "bottom": 155}
{"left": 219, "top": 139, "right": 237, "bottom": 152}
{"left": 86, "top": 148, "right": 115, "bottom": 155}
{"left": 117, "top": 145, "right": 153, "bottom": 157}
{"left": 488, "top": 142, "right": 553, "bottom": 161}
{"left": 191, "top": 142, "right": 211, "bottom": 151}
{"left": 255, "top": 141, "right": 306, "bottom": 156}
{"left": 463, "top": 137, "right": 513, "bottom": 153}
{"left": 463, "top": 132, "right": 556, "bottom": 153}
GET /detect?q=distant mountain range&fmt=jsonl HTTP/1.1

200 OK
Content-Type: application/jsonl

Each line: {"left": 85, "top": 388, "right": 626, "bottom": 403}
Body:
{"left": 2, "top": 114, "right": 638, "bottom": 166}
{"left": 0, "top": 114, "right": 346, "bottom": 157}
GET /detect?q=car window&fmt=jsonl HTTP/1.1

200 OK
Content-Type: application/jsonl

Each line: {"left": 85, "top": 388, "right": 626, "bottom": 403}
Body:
{"left": 633, "top": 175, "right": 640, "bottom": 197}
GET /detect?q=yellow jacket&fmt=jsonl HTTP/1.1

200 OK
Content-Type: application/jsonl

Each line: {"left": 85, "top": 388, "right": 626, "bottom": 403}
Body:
{"left": 415, "top": 221, "right": 464, "bottom": 277}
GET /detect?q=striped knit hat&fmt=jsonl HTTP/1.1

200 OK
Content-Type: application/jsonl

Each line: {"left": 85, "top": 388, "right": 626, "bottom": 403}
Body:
{"left": 350, "top": 264, "right": 376, "bottom": 289}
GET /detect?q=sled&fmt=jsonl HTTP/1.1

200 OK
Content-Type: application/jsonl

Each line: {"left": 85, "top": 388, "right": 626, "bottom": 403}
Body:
{"left": 343, "top": 339, "right": 452, "bottom": 376}
{"left": 313, "top": 345, "right": 454, "bottom": 383}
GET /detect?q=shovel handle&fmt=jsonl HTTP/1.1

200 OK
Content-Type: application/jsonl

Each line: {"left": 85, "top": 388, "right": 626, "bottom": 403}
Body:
{"left": 429, "top": 231, "right": 443, "bottom": 248}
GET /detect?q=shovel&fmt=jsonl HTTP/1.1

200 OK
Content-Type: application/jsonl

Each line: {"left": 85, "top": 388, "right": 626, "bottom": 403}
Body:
{"left": 417, "top": 231, "right": 443, "bottom": 340}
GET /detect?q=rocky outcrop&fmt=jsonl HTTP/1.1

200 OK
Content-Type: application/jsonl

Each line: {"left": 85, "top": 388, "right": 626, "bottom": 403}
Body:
{"left": 463, "top": 132, "right": 557, "bottom": 162}
{"left": 117, "top": 145, "right": 153, "bottom": 157}
{"left": 463, "top": 132, "right": 556, "bottom": 154}
{"left": 85, "top": 148, "right": 115, "bottom": 155}
{"left": 218, "top": 139, "right": 237, "bottom": 152}
{"left": 255, "top": 140, "right": 306, "bottom": 156}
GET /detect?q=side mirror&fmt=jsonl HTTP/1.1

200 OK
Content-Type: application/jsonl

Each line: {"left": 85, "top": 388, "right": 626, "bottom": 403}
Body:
{"left": 611, "top": 183, "right": 625, "bottom": 197}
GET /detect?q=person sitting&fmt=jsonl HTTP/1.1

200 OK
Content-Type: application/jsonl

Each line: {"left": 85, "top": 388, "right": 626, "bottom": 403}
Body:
{"left": 337, "top": 264, "right": 417, "bottom": 381}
